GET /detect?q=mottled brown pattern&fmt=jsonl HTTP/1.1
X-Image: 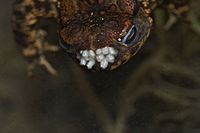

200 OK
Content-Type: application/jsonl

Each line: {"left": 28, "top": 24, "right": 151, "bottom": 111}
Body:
{"left": 12, "top": 0, "right": 59, "bottom": 75}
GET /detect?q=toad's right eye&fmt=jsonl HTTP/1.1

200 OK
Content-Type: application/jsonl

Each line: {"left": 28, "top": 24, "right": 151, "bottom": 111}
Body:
{"left": 122, "top": 25, "right": 137, "bottom": 46}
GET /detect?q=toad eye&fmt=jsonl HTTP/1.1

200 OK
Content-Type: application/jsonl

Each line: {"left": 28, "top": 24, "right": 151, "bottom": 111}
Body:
{"left": 122, "top": 25, "right": 137, "bottom": 46}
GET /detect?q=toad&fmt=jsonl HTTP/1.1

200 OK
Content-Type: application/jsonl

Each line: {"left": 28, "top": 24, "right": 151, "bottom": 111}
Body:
{"left": 12, "top": 0, "right": 189, "bottom": 75}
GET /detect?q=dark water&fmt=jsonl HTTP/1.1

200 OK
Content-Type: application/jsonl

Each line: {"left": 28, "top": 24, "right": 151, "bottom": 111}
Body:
{"left": 0, "top": 1, "right": 200, "bottom": 133}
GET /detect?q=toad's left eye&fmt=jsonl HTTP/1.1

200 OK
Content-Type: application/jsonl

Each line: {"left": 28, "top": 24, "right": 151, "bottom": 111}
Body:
{"left": 122, "top": 25, "right": 137, "bottom": 46}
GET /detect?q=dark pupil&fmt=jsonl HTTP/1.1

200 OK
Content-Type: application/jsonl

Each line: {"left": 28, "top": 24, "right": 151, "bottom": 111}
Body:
{"left": 122, "top": 25, "right": 137, "bottom": 46}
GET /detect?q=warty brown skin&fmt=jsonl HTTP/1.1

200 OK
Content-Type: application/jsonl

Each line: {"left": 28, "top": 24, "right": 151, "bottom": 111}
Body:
{"left": 59, "top": 0, "right": 153, "bottom": 70}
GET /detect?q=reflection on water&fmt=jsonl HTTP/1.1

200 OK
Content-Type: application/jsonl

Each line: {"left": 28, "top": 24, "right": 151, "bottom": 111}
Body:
{"left": 0, "top": 1, "right": 200, "bottom": 133}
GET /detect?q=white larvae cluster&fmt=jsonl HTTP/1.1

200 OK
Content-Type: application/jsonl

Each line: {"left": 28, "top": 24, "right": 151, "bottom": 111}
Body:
{"left": 78, "top": 46, "right": 118, "bottom": 69}
{"left": 79, "top": 50, "right": 96, "bottom": 69}
{"left": 95, "top": 47, "right": 118, "bottom": 69}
